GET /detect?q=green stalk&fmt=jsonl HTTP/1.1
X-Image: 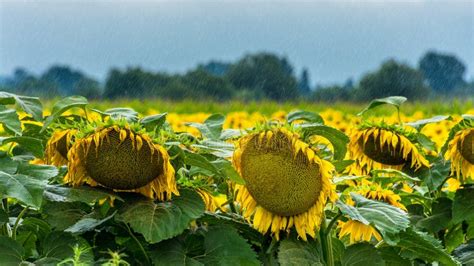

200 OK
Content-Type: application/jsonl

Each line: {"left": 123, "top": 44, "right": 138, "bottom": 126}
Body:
{"left": 319, "top": 213, "right": 335, "bottom": 266}
{"left": 12, "top": 207, "right": 28, "bottom": 240}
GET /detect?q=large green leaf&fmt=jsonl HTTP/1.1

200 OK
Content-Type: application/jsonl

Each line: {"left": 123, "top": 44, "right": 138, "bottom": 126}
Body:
{"left": 0, "top": 236, "right": 25, "bottom": 265}
{"left": 140, "top": 112, "right": 167, "bottom": 131}
{"left": 184, "top": 151, "right": 245, "bottom": 184}
{"left": 65, "top": 211, "right": 116, "bottom": 234}
{"left": 0, "top": 136, "right": 44, "bottom": 158}
{"left": 186, "top": 114, "right": 225, "bottom": 140}
{"left": 338, "top": 194, "right": 410, "bottom": 244}
{"left": 43, "top": 202, "right": 90, "bottom": 230}
{"left": 417, "top": 156, "right": 451, "bottom": 192}
{"left": 116, "top": 189, "right": 205, "bottom": 243}
{"left": 0, "top": 106, "right": 22, "bottom": 135}
{"left": 397, "top": 229, "right": 459, "bottom": 266}
{"left": 41, "top": 95, "right": 88, "bottom": 132}
{"left": 453, "top": 240, "right": 474, "bottom": 265}
{"left": 287, "top": 110, "right": 324, "bottom": 124}
{"left": 43, "top": 185, "right": 122, "bottom": 205}
{"left": 406, "top": 115, "right": 452, "bottom": 131}
{"left": 452, "top": 187, "right": 474, "bottom": 224}
{"left": 357, "top": 96, "right": 407, "bottom": 116}
{"left": 192, "top": 139, "right": 234, "bottom": 158}
{"left": 40, "top": 231, "right": 93, "bottom": 263}
{"left": 278, "top": 239, "right": 324, "bottom": 265}
{"left": 341, "top": 243, "right": 384, "bottom": 266}
{"left": 0, "top": 170, "right": 48, "bottom": 208}
{"left": 150, "top": 235, "right": 205, "bottom": 266}
{"left": 16, "top": 162, "right": 59, "bottom": 181}
{"left": 202, "top": 225, "right": 260, "bottom": 266}
{"left": 417, "top": 197, "right": 452, "bottom": 233}
{"left": 0, "top": 91, "right": 43, "bottom": 121}
{"left": 103, "top": 107, "right": 139, "bottom": 122}
{"left": 300, "top": 124, "right": 349, "bottom": 160}
{"left": 378, "top": 247, "right": 411, "bottom": 266}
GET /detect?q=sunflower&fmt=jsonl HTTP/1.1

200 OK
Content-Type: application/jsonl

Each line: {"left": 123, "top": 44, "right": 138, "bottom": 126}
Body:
{"left": 197, "top": 189, "right": 228, "bottom": 212}
{"left": 233, "top": 127, "right": 336, "bottom": 241}
{"left": 45, "top": 129, "right": 77, "bottom": 166}
{"left": 64, "top": 124, "right": 178, "bottom": 200}
{"left": 347, "top": 123, "right": 429, "bottom": 175}
{"left": 444, "top": 121, "right": 474, "bottom": 182}
{"left": 338, "top": 181, "right": 406, "bottom": 244}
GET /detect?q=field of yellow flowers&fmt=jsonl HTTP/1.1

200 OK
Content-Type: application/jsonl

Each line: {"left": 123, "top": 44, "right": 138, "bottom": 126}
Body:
{"left": 1, "top": 93, "right": 474, "bottom": 265}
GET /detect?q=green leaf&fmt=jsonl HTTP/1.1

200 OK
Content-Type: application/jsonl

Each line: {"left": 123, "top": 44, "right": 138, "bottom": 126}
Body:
{"left": 184, "top": 151, "right": 221, "bottom": 174}
{"left": 103, "top": 107, "right": 139, "bottom": 122}
{"left": 0, "top": 91, "right": 43, "bottom": 121}
{"left": 300, "top": 124, "right": 349, "bottom": 160}
{"left": 116, "top": 189, "right": 205, "bottom": 244}
{"left": 211, "top": 158, "right": 245, "bottom": 185}
{"left": 278, "top": 239, "right": 324, "bottom": 265}
{"left": 65, "top": 211, "right": 116, "bottom": 234}
{"left": 357, "top": 96, "right": 407, "bottom": 116}
{"left": 378, "top": 247, "right": 411, "bottom": 266}
{"left": 19, "top": 217, "right": 52, "bottom": 241}
{"left": 0, "top": 107, "right": 22, "bottom": 135}
{"left": 339, "top": 194, "right": 410, "bottom": 245}
{"left": 397, "top": 228, "right": 459, "bottom": 266}
{"left": 453, "top": 240, "right": 474, "bottom": 265}
{"left": 0, "top": 236, "right": 25, "bottom": 265}
{"left": 43, "top": 185, "right": 122, "bottom": 205}
{"left": 287, "top": 110, "right": 324, "bottom": 124}
{"left": 203, "top": 225, "right": 260, "bottom": 266}
{"left": 140, "top": 113, "right": 167, "bottom": 131}
{"left": 417, "top": 197, "right": 452, "bottom": 233}
{"left": 341, "top": 243, "right": 384, "bottom": 266}
{"left": 452, "top": 187, "right": 474, "bottom": 224}
{"left": 186, "top": 114, "right": 225, "bottom": 140}
{"left": 333, "top": 160, "right": 355, "bottom": 173}
{"left": 17, "top": 162, "right": 59, "bottom": 181}
{"left": 0, "top": 136, "right": 44, "bottom": 158}
{"left": 416, "top": 133, "right": 436, "bottom": 151}
{"left": 40, "top": 232, "right": 93, "bottom": 263}
{"left": 43, "top": 202, "right": 89, "bottom": 230}
{"left": 0, "top": 171, "right": 47, "bottom": 208}
{"left": 417, "top": 156, "right": 451, "bottom": 191}
{"left": 445, "top": 224, "right": 464, "bottom": 253}
{"left": 0, "top": 155, "right": 20, "bottom": 175}
{"left": 151, "top": 235, "right": 205, "bottom": 266}
{"left": 371, "top": 169, "right": 420, "bottom": 182}
{"left": 41, "top": 95, "right": 88, "bottom": 132}
{"left": 192, "top": 139, "right": 234, "bottom": 158}
{"left": 406, "top": 115, "right": 452, "bottom": 131}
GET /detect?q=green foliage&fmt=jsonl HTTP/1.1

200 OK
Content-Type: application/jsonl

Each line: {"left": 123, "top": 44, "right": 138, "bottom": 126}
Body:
{"left": 419, "top": 51, "right": 466, "bottom": 93}
{"left": 356, "top": 60, "right": 429, "bottom": 101}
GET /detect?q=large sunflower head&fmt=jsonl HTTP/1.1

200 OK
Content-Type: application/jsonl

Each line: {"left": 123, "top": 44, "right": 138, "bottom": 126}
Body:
{"left": 45, "top": 129, "right": 77, "bottom": 166}
{"left": 347, "top": 122, "right": 430, "bottom": 175}
{"left": 64, "top": 123, "right": 178, "bottom": 200}
{"left": 444, "top": 118, "right": 474, "bottom": 182}
{"left": 233, "top": 127, "right": 336, "bottom": 241}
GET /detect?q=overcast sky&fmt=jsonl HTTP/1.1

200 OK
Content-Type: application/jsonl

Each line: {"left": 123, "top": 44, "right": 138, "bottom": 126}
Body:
{"left": 1, "top": 0, "right": 473, "bottom": 85}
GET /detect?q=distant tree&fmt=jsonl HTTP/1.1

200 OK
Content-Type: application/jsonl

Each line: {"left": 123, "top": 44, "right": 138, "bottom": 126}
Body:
{"left": 15, "top": 77, "right": 60, "bottom": 98}
{"left": 74, "top": 77, "right": 102, "bottom": 99}
{"left": 198, "top": 61, "right": 232, "bottom": 77}
{"left": 298, "top": 68, "right": 311, "bottom": 96}
{"left": 103, "top": 67, "right": 157, "bottom": 99}
{"left": 180, "top": 69, "right": 234, "bottom": 100}
{"left": 356, "top": 59, "right": 429, "bottom": 101}
{"left": 419, "top": 51, "right": 466, "bottom": 93}
{"left": 41, "top": 65, "right": 84, "bottom": 95}
{"left": 226, "top": 53, "right": 299, "bottom": 101}
{"left": 312, "top": 85, "right": 351, "bottom": 102}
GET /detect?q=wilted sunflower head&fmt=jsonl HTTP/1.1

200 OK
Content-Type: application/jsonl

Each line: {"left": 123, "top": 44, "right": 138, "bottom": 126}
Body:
{"left": 64, "top": 124, "right": 178, "bottom": 200}
{"left": 444, "top": 119, "right": 474, "bottom": 181}
{"left": 347, "top": 122, "right": 429, "bottom": 175}
{"left": 233, "top": 127, "right": 336, "bottom": 241}
{"left": 45, "top": 129, "right": 77, "bottom": 166}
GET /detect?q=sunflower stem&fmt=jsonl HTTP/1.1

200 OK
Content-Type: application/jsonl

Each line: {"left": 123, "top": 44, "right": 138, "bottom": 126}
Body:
{"left": 12, "top": 206, "right": 28, "bottom": 240}
{"left": 123, "top": 223, "right": 150, "bottom": 264}
{"left": 320, "top": 213, "right": 335, "bottom": 266}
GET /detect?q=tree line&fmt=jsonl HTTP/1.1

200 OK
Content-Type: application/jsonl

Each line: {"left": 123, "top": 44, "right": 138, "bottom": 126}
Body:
{"left": 0, "top": 51, "right": 472, "bottom": 101}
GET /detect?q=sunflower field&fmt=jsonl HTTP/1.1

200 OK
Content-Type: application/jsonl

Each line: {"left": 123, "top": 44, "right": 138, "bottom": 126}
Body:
{"left": 1, "top": 92, "right": 474, "bottom": 266}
